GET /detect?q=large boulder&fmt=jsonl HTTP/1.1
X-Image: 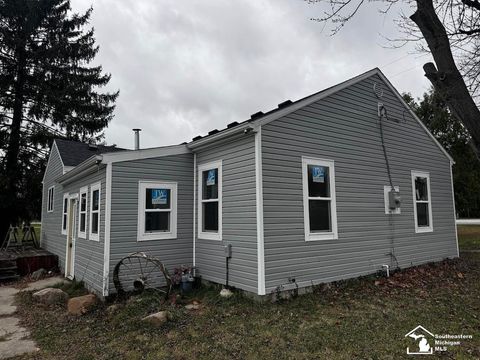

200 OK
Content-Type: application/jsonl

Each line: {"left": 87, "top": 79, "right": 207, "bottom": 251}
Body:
{"left": 32, "top": 288, "right": 68, "bottom": 305}
{"left": 67, "top": 294, "right": 97, "bottom": 315}
{"left": 142, "top": 311, "right": 170, "bottom": 327}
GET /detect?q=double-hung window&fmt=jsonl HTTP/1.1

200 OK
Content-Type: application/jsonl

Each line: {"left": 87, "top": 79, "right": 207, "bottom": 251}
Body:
{"left": 78, "top": 186, "right": 88, "bottom": 239}
{"left": 302, "top": 157, "right": 338, "bottom": 241}
{"left": 138, "top": 181, "right": 177, "bottom": 241}
{"left": 411, "top": 171, "right": 433, "bottom": 233}
{"left": 198, "top": 161, "right": 222, "bottom": 240}
{"left": 61, "top": 193, "right": 69, "bottom": 235}
{"left": 47, "top": 186, "right": 55, "bottom": 212}
{"left": 89, "top": 182, "right": 101, "bottom": 241}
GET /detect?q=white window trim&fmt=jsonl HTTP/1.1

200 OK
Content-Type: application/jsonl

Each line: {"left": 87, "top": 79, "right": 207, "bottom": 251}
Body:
{"left": 137, "top": 181, "right": 178, "bottom": 241}
{"left": 47, "top": 186, "right": 55, "bottom": 212}
{"left": 411, "top": 170, "right": 433, "bottom": 233}
{"left": 302, "top": 157, "right": 338, "bottom": 241}
{"left": 78, "top": 186, "right": 88, "bottom": 239}
{"left": 61, "top": 193, "right": 69, "bottom": 235}
{"left": 197, "top": 160, "right": 223, "bottom": 241}
{"left": 89, "top": 182, "right": 101, "bottom": 241}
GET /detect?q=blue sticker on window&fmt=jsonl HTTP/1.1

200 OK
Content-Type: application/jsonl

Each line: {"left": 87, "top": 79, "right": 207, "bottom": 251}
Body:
{"left": 312, "top": 166, "right": 325, "bottom": 183}
{"left": 206, "top": 169, "right": 216, "bottom": 186}
{"left": 152, "top": 189, "right": 168, "bottom": 205}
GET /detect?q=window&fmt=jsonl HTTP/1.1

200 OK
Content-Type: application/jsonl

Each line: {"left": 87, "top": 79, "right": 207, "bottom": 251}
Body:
{"left": 47, "top": 186, "right": 55, "bottom": 212}
{"left": 137, "top": 181, "right": 177, "bottom": 241}
{"left": 61, "top": 193, "right": 69, "bottom": 235}
{"left": 78, "top": 186, "right": 88, "bottom": 239}
{"left": 89, "top": 182, "right": 101, "bottom": 241}
{"left": 411, "top": 171, "right": 433, "bottom": 233}
{"left": 302, "top": 157, "right": 338, "bottom": 241}
{"left": 198, "top": 161, "right": 222, "bottom": 240}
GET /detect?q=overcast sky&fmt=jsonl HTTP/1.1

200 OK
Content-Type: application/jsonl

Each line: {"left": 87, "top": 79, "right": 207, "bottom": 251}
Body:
{"left": 74, "top": 0, "right": 432, "bottom": 149}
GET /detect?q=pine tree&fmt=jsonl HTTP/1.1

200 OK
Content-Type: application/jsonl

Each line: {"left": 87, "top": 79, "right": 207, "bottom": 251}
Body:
{"left": 0, "top": 0, "right": 118, "bottom": 239}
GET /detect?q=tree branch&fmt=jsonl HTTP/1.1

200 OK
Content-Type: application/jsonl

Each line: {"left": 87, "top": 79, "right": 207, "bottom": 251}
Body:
{"left": 462, "top": 0, "right": 480, "bottom": 10}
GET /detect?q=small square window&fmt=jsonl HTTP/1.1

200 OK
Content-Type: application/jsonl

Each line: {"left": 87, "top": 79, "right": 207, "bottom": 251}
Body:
{"left": 138, "top": 182, "right": 177, "bottom": 241}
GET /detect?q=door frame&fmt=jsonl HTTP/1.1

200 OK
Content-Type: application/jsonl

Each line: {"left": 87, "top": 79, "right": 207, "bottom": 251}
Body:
{"left": 65, "top": 193, "right": 79, "bottom": 280}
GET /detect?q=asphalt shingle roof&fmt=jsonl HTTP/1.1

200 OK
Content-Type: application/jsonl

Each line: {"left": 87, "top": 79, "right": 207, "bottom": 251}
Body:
{"left": 54, "top": 138, "right": 127, "bottom": 167}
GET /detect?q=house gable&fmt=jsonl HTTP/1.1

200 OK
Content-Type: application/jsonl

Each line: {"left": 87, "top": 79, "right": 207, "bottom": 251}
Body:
{"left": 260, "top": 71, "right": 457, "bottom": 293}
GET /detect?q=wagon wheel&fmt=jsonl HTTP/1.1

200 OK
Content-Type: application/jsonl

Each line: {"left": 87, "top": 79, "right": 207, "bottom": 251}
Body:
{"left": 113, "top": 252, "right": 172, "bottom": 299}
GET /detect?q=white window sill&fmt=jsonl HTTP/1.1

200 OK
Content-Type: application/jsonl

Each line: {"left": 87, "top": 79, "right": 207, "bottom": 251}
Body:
{"left": 198, "top": 232, "right": 222, "bottom": 241}
{"left": 89, "top": 234, "right": 99, "bottom": 241}
{"left": 78, "top": 234, "right": 86, "bottom": 239}
{"left": 415, "top": 227, "right": 433, "bottom": 233}
{"left": 138, "top": 232, "right": 177, "bottom": 241}
{"left": 305, "top": 232, "right": 338, "bottom": 241}
{"left": 61, "top": 230, "right": 67, "bottom": 235}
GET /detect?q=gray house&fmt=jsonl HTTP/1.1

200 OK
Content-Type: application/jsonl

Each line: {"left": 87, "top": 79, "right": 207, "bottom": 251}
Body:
{"left": 41, "top": 68, "right": 458, "bottom": 298}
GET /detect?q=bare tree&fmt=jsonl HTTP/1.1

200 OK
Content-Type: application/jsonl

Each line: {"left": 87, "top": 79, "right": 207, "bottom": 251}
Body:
{"left": 307, "top": 0, "right": 480, "bottom": 152}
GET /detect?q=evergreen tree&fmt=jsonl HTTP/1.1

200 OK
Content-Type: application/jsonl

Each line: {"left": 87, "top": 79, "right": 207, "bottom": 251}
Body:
{"left": 0, "top": 0, "right": 118, "bottom": 239}
{"left": 404, "top": 91, "right": 480, "bottom": 218}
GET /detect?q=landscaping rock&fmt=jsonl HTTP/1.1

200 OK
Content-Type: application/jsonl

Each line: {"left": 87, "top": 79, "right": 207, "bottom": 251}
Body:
{"left": 31, "top": 268, "right": 46, "bottom": 281}
{"left": 32, "top": 288, "right": 68, "bottom": 305}
{"left": 185, "top": 303, "right": 201, "bottom": 310}
{"left": 219, "top": 288, "right": 233, "bottom": 298}
{"left": 142, "top": 311, "right": 170, "bottom": 326}
{"left": 67, "top": 294, "right": 97, "bottom": 315}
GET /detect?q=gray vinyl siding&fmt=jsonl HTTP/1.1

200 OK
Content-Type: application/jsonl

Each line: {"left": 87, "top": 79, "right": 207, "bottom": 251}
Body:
{"left": 41, "top": 143, "right": 106, "bottom": 295}
{"left": 41, "top": 143, "right": 66, "bottom": 269}
{"left": 62, "top": 168, "right": 106, "bottom": 296}
{"left": 108, "top": 154, "right": 194, "bottom": 293}
{"left": 195, "top": 135, "right": 258, "bottom": 293}
{"left": 261, "top": 74, "right": 457, "bottom": 294}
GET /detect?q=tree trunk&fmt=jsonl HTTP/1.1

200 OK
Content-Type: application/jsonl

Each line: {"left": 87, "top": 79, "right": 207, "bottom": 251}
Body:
{"left": 1, "top": 41, "right": 27, "bottom": 241}
{"left": 411, "top": 0, "right": 480, "bottom": 154}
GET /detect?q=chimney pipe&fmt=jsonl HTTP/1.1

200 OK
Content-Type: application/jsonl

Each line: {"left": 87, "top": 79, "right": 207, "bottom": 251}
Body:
{"left": 133, "top": 128, "right": 141, "bottom": 150}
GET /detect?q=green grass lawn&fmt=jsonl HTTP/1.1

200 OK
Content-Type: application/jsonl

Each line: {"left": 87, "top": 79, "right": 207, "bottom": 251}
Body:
{"left": 458, "top": 225, "right": 480, "bottom": 251}
{"left": 13, "top": 227, "right": 480, "bottom": 359}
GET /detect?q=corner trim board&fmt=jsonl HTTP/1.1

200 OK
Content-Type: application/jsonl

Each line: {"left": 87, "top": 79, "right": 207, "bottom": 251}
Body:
{"left": 103, "top": 163, "right": 112, "bottom": 297}
{"left": 255, "top": 127, "right": 266, "bottom": 295}
{"left": 193, "top": 153, "right": 197, "bottom": 267}
{"left": 450, "top": 162, "right": 459, "bottom": 257}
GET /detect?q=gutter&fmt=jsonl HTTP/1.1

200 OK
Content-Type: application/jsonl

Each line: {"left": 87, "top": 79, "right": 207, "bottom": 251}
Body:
{"left": 57, "top": 155, "right": 104, "bottom": 185}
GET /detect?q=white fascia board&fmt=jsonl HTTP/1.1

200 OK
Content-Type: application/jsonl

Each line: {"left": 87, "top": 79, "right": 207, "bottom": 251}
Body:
{"left": 375, "top": 71, "right": 454, "bottom": 164}
{"left": 187, "top": 69, "right": 382, "bottom": 151}
{"left": 255, "top": 68, "right": 381, "bottom": 128}
{"left": 42, "top": 141, "right": 64, "bottom": 183}
{"left": 57, "top": 155, "right": 103, "bottom": 185}
{"left": 101, "top": 144, "right": 191, "bottom": 164}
